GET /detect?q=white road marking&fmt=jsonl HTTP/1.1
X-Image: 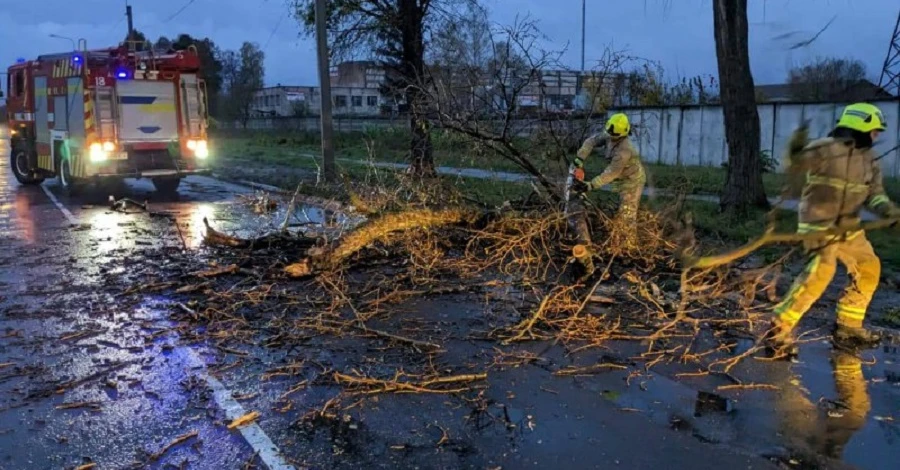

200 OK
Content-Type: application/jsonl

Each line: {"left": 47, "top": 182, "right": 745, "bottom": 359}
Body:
{"left": 38, "top": 185, "right": 295, "bottom": 469}
{"left": 40, "top": 184, "right": 79, "bottom": 225}
{"left": 182, "top": 349, "right": 296, "bottom": 470}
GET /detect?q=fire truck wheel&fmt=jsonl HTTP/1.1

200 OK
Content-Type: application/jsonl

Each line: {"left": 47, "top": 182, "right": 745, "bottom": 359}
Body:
{"left": 10, "top": 147, "right": 45, "bottom": 185}
{"left": 152, "top": 177, "right": 182, "bottom": 194}
{"left": 59, "top": 159, "right": 82, "bottom": 196}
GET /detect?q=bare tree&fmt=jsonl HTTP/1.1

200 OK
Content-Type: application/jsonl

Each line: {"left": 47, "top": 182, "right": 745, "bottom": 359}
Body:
{"left": 219, "top": 43, "right": 265, "bottom": 127}
{"left": 294, "top": 0, "right": 474, "bottom": 177}
{"left": 426, "top": 17, "right": 564, "bottom": 196}
{"left": 429, "top": 1, "right": 492, "bottom": 74}
{"left": 713, "top": 0, "right": 769, "bottom": 212}
{"left": 788, "top": 57, "right": 874, "bottom": 101}
{"left": 425, "top": 17, "right": 654, "bottom": 201}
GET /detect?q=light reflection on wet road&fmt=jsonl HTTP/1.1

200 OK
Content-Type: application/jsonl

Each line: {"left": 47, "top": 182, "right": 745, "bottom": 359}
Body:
{"left": 0, "top": 132, "right": 279, "bottom": 468}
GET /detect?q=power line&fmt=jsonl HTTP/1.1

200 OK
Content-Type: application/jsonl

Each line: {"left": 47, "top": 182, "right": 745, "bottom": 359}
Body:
{"left": 263, "top": 0, "right": 297, "bottom": 52}
{"left": 263, "top": 14, "right": 287, "bottom": 51}
{"left": 105, "top": 16, "right": 126, "bottom": 36}
{"left": 166, "top": 0, "right": 197, "bottom": 23}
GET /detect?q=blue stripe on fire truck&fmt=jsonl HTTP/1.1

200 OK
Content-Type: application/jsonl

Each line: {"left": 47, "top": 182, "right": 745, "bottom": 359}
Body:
{"left": 119, "top": 96, "right": 157, "bottom": 104}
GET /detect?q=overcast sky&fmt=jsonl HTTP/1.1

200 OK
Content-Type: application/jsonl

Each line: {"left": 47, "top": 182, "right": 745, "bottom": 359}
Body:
{"left": 1, "top": 0, "right": 897, "bottom": 90}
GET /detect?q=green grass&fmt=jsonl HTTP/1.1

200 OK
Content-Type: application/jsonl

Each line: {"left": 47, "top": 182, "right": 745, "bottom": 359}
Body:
{"left": 213, "top": 128, "right": 900, "bottom": 201}
{"left": 212, "top": 128, "right": 574, "bottom": 176}
{"left": 644, "top": 165, "right": 786, "bottom": 196}
{"left": 211, "top": 151, "right": 533, "bottom": 208}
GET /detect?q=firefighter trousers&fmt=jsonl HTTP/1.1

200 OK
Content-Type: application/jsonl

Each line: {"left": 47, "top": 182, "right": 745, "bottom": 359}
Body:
{"left": 617, "top": 181, "right": 644, "bottom": 226}
{"left": 568, "top": 181, "right": 644, "bottom": 244}
{"left": 774, "top": 231, "right": 880, "bottom": 329}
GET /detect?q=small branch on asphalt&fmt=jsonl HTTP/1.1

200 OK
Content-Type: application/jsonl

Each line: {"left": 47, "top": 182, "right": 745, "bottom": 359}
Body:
{"left": 333, "top": 371, "right": 487, "bottom": 395}
{"left": 553, "top": 363, "right": 628, "bottom": 376}
{"left": 281, "top": 184, "right": 303, "bottom": 231}
{"left": 242, "top": 450, "right": 261, "bottom": 470}
{"left": 148, "top": 430, "right": 199, "bottom": 462}
{"left": 55, "top": 401, "right": 102, "bottom": 411}
{"left": 227, "top": 411, "right": 261, "bottom": 430}
{"left": 716, "top": 383, "right": 780, "bottom": 392}
{"left": 191, "top": 264, "right": 239, "bottom": 278}
{"left": 32, "top": 361, "right": 136, "bottom": 398}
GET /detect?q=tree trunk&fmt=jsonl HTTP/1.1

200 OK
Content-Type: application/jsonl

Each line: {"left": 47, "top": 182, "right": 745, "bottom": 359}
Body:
{"left": 400, "top": 0, "right": 436, "bottom": 177}
{"left": 712, "top": 0, "right": 769, "bottom": 212}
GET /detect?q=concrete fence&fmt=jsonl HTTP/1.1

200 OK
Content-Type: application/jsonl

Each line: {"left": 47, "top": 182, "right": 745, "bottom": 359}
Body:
{"left": 222, "top": 100, "right": 900, "bottom": 176}
{"left": 610, "top": 99, "right": 900, "bottom": 177}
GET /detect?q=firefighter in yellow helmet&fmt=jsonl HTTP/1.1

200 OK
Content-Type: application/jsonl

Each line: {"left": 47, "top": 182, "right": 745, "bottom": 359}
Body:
{"left": 571, "top": 113, "right": 646, "bottom": 231}
{"left": 768, "top": 103, "right": 899, "bottom": 354}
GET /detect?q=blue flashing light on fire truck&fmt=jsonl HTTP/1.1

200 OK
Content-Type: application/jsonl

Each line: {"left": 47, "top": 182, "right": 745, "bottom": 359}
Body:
{"left": 5, "top": 40, "right": 211, "bottom": 194}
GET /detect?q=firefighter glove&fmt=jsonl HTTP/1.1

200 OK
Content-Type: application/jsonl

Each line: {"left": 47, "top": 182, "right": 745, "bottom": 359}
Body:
{"left": 571, "top": 179, "right": 590, "bottom": 193}
{"left": 574, "top": 156, "right": 585, "bottom": 169}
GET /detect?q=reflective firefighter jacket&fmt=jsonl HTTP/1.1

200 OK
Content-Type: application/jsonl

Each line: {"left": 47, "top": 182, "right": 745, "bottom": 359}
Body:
{"left": 577, "top": 134, "right": 646, "bottom": 191}
{"left": 790, "top": 137, "right": 899, "bottom": 233}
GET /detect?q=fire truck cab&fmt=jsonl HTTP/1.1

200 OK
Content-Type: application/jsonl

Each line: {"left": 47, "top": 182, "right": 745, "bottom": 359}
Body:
{"left": 6, "top": 41, "right": 210, "bottom": 194}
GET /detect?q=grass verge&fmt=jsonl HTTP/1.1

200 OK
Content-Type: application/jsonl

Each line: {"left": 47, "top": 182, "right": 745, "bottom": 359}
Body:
{"left": 213, "top": 129, "right": 900, "bottom": 200}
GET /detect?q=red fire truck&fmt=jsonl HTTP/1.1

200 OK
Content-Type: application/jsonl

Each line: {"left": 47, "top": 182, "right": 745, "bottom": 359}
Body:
{"left": 6, "top": 41, "right": 210, "bottom": 194}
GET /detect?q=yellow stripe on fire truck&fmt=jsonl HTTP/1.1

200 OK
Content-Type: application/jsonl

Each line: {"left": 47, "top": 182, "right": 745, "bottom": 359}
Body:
{"left": 52, "top": 59, "right": 82, "bottom": 78}
{"left": 37, "top": 155, "right": 49, "bottom": 170}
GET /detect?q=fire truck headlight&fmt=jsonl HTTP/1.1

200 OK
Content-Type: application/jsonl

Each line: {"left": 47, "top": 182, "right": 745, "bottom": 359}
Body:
{"left": 194, "top": 145, "right": 209, "bottom": 159}
{"left": 102, "top": 141, "right": 116, "bottom": 152}
{"left": 89, "top": 143, "right": 108, "bottom": 162}
{"left": 186, "top": 139, "right": 197, "bottom": 150}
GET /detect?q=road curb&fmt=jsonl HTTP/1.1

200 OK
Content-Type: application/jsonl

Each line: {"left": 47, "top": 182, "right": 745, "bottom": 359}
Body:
{"left": 210, "top": 173, "right": 354, "bottom": 214}
{"left": 211, "top": 173, "right": 292, "bottom": 195}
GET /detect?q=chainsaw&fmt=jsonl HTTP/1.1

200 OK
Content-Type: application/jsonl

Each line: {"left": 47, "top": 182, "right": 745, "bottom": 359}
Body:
{"left": 563, "top": 161, "right": 586, "bottom": 218}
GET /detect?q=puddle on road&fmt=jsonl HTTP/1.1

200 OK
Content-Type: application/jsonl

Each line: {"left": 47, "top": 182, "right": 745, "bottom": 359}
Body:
{"left": 584, "top": 337, "right": 900, "bottom": 470}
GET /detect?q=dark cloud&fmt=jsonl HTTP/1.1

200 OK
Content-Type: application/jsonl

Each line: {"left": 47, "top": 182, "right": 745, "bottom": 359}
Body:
{"left": 1, "top": 0, "right": 896, "bottom": 89}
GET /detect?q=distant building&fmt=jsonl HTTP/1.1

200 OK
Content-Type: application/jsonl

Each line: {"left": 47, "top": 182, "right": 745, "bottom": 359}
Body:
{"left": 249, "top": 61, "right": 394, "bottom": 117}
{"left": 251, "top": 86, "right": 318, "bottom": 117}
{"left": 539, "top": 70, "right": 580, "bottom": 111}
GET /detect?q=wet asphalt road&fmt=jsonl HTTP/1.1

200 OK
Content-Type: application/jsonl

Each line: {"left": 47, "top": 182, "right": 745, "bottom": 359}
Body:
{"left": 0, "top": 131, "right": 303, "bottom": 469}
{"left": 1, "top": 127, "right": 899, "bottom": 470}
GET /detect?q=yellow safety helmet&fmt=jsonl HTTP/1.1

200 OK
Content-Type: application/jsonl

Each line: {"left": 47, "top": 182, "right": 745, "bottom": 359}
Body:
{"left": 836, "top": 103, "right": 886, "bottom": 133}
{"left": 605, "top": 113, "right": 630, "bottom": 137}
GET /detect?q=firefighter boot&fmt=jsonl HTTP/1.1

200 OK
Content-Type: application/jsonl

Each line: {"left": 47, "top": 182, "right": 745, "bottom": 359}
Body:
{"left": 833, "top": 324, "right": 882, "bottom": 350}
{"left": 764, "top": 319, "right": 799, "bottom": 359}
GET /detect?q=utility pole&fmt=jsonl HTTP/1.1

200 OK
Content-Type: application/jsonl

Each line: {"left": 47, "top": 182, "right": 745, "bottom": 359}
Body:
{"left": 315, "top": 0, "right": 336, "bottom": 182}
{"left": 878, "top": 9, "right": 900, "bottom": 97}
{"left": 126, "top": 4, "right": 134, "bottom": 39}
{"left": 581, "top": 0, "right": 586, "bottom": 72}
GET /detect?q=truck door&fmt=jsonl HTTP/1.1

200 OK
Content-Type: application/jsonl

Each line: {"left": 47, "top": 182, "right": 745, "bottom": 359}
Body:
{"left": 34, "top": 76, "right": 49, "bottom": 147}
{"left": 116, "top": 80, "right": 179, "bottom": 142}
